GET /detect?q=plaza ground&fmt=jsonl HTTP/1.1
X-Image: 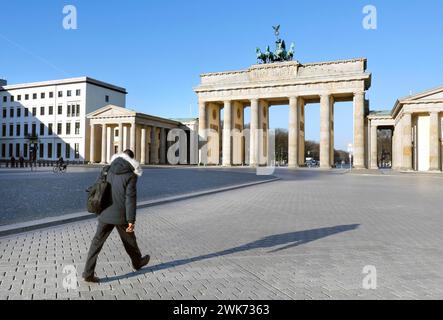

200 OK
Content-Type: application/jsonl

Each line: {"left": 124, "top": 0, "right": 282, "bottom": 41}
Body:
{"left": 0, "top": 166, "right": 274, "bottom": 226}
{"left": 0, "top": 168, "right": 443, "bottom": 299}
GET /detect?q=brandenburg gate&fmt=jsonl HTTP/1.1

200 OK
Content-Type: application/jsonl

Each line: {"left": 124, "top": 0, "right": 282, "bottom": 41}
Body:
{"left": 194, "top": 58, "right": 371, "bottom": 168}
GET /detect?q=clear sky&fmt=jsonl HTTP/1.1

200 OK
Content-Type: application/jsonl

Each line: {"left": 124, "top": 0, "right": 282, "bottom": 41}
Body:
{"left": 1, "top": 0, "right": 442, "bottom": 150}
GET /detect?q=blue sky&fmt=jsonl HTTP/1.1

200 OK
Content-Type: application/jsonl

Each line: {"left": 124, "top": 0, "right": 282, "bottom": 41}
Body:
{"left": 1, "top": 0, "right": 442, "bottom": 150}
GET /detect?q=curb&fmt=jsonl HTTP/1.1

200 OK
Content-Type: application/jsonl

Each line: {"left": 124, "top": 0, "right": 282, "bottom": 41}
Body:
{"left": 0, "top": 177, "right": 281, "bottom": 238}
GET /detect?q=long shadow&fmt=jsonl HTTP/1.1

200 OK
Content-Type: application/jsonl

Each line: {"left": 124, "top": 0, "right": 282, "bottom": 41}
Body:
{"left": 100, "top": 224, "right": 359, "bottom": 283}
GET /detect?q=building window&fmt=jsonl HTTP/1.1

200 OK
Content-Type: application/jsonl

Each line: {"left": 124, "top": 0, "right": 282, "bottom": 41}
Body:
{"left": 15, "top": 143, "right": 20, "bottom": 157}
{"left": 33, "top": 93, "right": 37, "bottom": 100}
{"left": 41, "top": 93, "right": 45, "bottom": 99}
{"left": 10, "top": 96, "right": 14, "bottom": 102}
{"left": 57, "top": 123, "right": 62, "bottom": 135}
{"left": 32, "top": 123, "right": 36, "bottom": 136}
{"left": 48, "top": 143, "right": 53, "bottom": 158}
{"left": 105, "top": 95, "right": 110, "bottom": 103}
{"left": 76, "top": 104, "right": 80, "bottom": 117}
{"left": 2, "top": 108, "right": 6, "bottom": 118}
{"left": 16, "top": 124, "right": 21, "bottom": 137}
{"left": 32, "top": 107, "right": 37, "bottom": 116}
{"left": 2, "top": 96, "right": 6, "bottom": 103}
{"left": 10, "top": 108, "right": 14, "bottom": 118}
{"left": 58, "top": 91, "right": 63, "bottom": 98}
{"left": 9, "top": 144, "right": 13, "bottom": 157}
{"left": 115, "top": 129, "right": 119, "bottom": 137}
{"left": 48, "top": 123, "right": 53, "bottom": 136}
{"left": 39, "top": 143, "right": 44, "bottom": 158}
{"left": 1, "top": 144, "right": 5, "bottom": 158}
{"left": 75, "top": 122, "right": 80, "bottom": 135}
{"left": 76, "top": 89, "right": 81, "bottom": 96}
{"left": 56, "top": 143, "right": 62, "bottom": 158}
{"left": 24, "top": 144, "right": 28, "bottom": 158}
{"left": 74, "top": 143, "right": 80, "bottom": 159}
{"left": 24, "top": 124, "right": 28, "bottom": 136}
{"left": 2, "top": 124, "right": 6, "bottom": 137}
{"left": 24, "top": 108, "right": 29, "bottom": 117}
{"left": 66, "top": 143, "right": 71, "bottom": 159}
{"left": 66, "top": 122, "right": 71, "bottom": 135}
{"left": 40, "top": 106, "right": 45, "bottom": 116}
{"left": 17, "top": 95, "right": 21, "bottom": 101}
{"left": 57, "top": 105, "right": 63, "bottom": 115}
{"left": 49, "top": 106, "right": 53, "bottom": 115}
{"left": 49, "top": 92, "right": 54, "bottom": 98}
{"left": 40, "top": 123, "right": 45, "bottom": 136}
{"left": 67, "top": 105, "right": 71, "bottom": 117}
{"left": 9, "top": 124, "right": 13, "bottom": 137}
{"left": 67, "top": 90, "right": 72, "bottom": 97}
{"left": 25, "top": 94, "right": 29, "bottom": 100}
{"left": 17, "top": 108, "right": 21, "bottom": 118}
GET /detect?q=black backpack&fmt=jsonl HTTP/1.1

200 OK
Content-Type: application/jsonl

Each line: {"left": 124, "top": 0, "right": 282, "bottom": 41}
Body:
{"left": 86, "top": 166, "right": 112, "bottom": 215}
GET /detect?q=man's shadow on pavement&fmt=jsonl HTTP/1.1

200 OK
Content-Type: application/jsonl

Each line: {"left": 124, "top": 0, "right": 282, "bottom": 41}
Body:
{"left": 100, "top": 224, "right": 359, "bottom": 283}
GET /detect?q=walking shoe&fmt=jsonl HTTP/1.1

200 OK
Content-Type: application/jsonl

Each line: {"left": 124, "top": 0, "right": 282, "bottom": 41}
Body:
{"left": 83, "top": 275, "right": 100, "bottom": 283}
{"left": 133, "top": 255, "right": 150, "bottom": 271}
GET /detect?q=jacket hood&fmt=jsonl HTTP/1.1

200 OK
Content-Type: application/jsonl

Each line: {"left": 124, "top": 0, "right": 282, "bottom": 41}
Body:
{"left": 109, "top": 153, "right": 143, "bottom": 177}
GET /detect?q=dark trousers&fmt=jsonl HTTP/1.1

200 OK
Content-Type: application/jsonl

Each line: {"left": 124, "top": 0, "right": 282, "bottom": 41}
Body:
{"left": 83, "top": 221, "right": 142, "bottom": 278}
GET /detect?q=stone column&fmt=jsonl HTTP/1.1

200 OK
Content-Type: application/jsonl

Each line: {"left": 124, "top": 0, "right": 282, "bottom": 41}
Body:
{"left": 150, "top": 126, "right": 158, "bottom": 164}
{"left": 123, "top": 125, "right": 128, "bottom": 150}
{"left": 118, "top": 122, "right": 123, "bottom": 153}
{"left": 320, "top": 94, "right": 331, "bottom": 169}
{"left": 330, "top": 98, "right": 335, "bottom": 166}
{"left": 198, "top": 101, "right": 207, "bottom": 164}
{"left": 370, "top": 123, "right": 378, "bottom": 169}
{"left": 90, "top": 124, "right": 95, "bottom": 163}
{"left": 106, "top": 125, "right": 113, "bottom": 163}
{"left": 299, "top": 100, "right": 306, "bottom": 166}
{"left": 429, "top": 112, "right": 440, "bottom": 171}
{"left": 222, "top": 100, "right": 232, "bottom": 166}
{"left": 160, "top": 127, "right": 166, "bottom": 164}
{"left": 130, "top": 122, "right": 136, "bottom": 153}
{"left": 353, "top": 92, "right": 365, "bottom": 169}
{"left": 402, "top": 113, "right": 413, "bottom": 171}
{"left": 140, "top": 126, "right": 146, "bottom": 165}
{"left": 101, "top": 124, "right": 107, "bottom": 164}
{"left": 249, "top": 99, "right": 259, "bottom": 167}
{"left": 288, "top": 96, "right": 299, "bottom": 168}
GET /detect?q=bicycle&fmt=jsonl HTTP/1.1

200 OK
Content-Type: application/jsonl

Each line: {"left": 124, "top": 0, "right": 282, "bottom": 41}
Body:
{"left": 53, "top": 164, "right": 67, "bottom": 173}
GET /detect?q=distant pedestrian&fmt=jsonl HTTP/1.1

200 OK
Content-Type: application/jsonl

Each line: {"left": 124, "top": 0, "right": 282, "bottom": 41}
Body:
{"left": 83, "top": 149, "right": 150, "bottom": 283}
{"left": 10, "top": 156, "right": 16, "bottom": 168}
{"left": 19, "top": 156, "right": 24, "bottom": 168}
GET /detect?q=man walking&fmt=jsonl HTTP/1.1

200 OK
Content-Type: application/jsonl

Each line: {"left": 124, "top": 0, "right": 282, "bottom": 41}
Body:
{"left": 83, "top": 149, "right": 150, "bottom": 283}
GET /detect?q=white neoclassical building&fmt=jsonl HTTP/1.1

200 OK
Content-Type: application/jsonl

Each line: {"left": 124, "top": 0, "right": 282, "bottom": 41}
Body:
{"left": 368, "top": 86, "right": 443, "bottom": 172}
{"left": 87, "top": 105, "right": 196, "bottom": 165}
{"left": 0, "top": 77, "right": 127, "bottom": 162}
{"left": 0, "top": 77, "right": 197, "bottom": 165}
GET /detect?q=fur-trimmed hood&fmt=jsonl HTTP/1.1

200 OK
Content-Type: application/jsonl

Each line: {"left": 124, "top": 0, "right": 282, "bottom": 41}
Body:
{"left": 109, "top": 153, "right": 143, "bottom": 177}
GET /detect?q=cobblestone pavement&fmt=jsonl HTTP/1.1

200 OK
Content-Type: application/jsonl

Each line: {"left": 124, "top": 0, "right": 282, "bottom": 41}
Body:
{"left": 0, "top": 166, "right": 274, "bottom": 226}
{"left": 1, "top": 169, "right": 443, "bottom": 300}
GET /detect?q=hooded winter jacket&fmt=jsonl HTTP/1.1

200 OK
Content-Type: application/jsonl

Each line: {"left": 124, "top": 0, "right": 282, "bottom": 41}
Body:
{"left": 98, "top": 153, "right": 143, "bottom": 225}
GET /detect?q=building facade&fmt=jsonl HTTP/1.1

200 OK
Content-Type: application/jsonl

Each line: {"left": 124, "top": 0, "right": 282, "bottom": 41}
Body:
{"left": 194, "top": 59, "right": 371, "bottom": 169}
{"left": 368, "top": 87, "right": 443, "bottom": 172}
{"left": 195, "top": 59, "right": 442, "bottom": 172}
{"left": 0, "top": 77, "right": 127, "bottom": 162}
{"left": 87, "top": 105, "right": 195, "bottom": 165}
